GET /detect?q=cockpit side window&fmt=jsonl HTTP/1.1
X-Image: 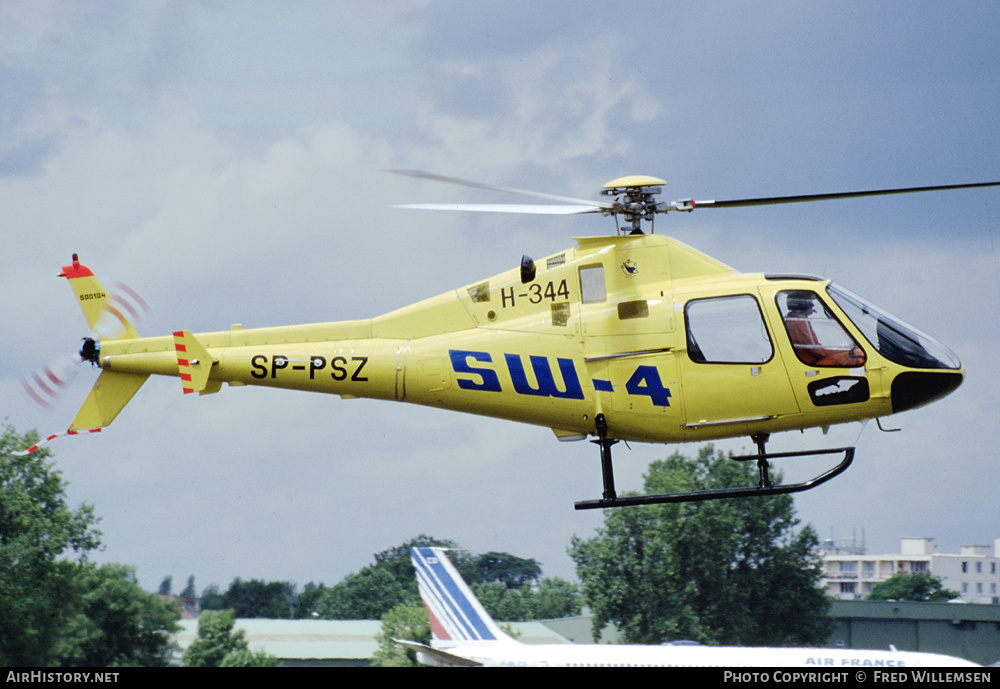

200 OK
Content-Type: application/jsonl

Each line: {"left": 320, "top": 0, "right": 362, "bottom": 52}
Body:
{"left": 777, "top": 290, "right": 866, "bottom": 367}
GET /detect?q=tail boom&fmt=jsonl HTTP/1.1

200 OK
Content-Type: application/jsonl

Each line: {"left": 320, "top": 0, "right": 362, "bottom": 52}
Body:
{"left": 95, "top": 329, "right": 406, "bottom": 400}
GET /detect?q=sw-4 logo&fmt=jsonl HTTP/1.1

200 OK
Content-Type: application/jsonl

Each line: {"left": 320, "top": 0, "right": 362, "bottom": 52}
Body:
{"left": 449, "top": 350, "right": 671, "bottom": 406}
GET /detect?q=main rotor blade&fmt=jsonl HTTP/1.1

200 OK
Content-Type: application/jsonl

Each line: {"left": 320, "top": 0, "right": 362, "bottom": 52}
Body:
{"left": 393, "top": 202, "right": 604, "bottom": 215}
{"left": 389, "top": 169, "right": 616, "bottom": 210}
{"left": 688, "top": 181, "right": 1000, "bottom": 210}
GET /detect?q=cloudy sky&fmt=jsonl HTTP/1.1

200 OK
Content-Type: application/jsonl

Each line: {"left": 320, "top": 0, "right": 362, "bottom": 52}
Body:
{"left": 2, "top": 1, "right": 997, "bottom": 593}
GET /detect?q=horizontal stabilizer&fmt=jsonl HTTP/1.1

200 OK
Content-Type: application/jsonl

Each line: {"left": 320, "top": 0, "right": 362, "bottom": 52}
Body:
{"left": 393, "top": 639, "right": 482, "bottom": 667}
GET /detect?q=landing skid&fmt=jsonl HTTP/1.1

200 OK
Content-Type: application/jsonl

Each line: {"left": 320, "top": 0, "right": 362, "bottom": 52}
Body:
{"left": 574, "top": 417, "right": 855, "bottom": 510}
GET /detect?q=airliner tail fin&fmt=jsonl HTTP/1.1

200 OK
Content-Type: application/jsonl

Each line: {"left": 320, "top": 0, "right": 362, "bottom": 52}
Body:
{"left": 410, "top": 546, "right": 517, "bottom": 646}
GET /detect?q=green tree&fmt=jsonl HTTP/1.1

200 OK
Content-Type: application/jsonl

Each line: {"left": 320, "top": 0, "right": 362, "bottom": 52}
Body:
{"left": 313, "top": 535, "right": 457, "bottom": 620}
{"left": 158, "top": 575, "right": 173, "bottom": 597}
{"left": 371, "top": 603, "right": 431, "bottom": 667}
{"left": 222, "top": 578, "right": 295, "bottom": 618}
{"left": 218, "top": 646, "right": 280, "bottom": 667}
{"left": 183, "top": 609, "right": 278, "bottom": 667}
{"left": 314, "top": 566, "right": 409, "bottom": 619}
{"left": 867, "top": 572, "right": 959, "bottom": 602}
{"left": 469, "top": 552, "right": 541, "bottom": 588}
{"left": 200, "top": 583, "right": 225, "bottom": 611}
{"left": 472, "top": 581, "right": 532, "bottom": 621}
{"left": 57, "top": 563, "right": 180, "bottom": 667}
{"left": 530, "top": 577, "right": 582, "bottom": 619}
{"left": 570, "top": 445, "right": 832, "bottom": 646}
{"left": 0, "top": 425, "right": 101, "bottom": 665}
{"left": 465, "top": 578, "right": 581, "bottom": 622}
{"left": 179, "top": 575, "right": 197, "bottom": 603}
{"left": 294, "top": 581, "right": 326, "bottom": 618}
{"left": 0, "top": 425, "right": 179, "bottom": 666}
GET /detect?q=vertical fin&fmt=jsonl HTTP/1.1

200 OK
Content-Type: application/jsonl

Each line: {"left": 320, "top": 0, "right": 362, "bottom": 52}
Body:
{"left": 172, "top": 330, "right": 217, "bottom": 395}
{"left": 410, "top": 547, "right": 515, "bottom": 645}
{"left": 60, "top": 254, "right": 140, "bottom": 339}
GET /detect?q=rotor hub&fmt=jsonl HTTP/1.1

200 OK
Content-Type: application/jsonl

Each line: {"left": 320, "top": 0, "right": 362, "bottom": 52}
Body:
{"left": 601, "top": 178, "right": 667, "bottom": 234}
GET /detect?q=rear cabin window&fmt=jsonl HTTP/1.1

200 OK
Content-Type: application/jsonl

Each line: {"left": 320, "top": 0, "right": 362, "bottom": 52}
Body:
{"left": 685, "top": 295, "right": 773, "bottom": 364}
{"left": 579, "top": 264, "right": 607, "bottom": 304}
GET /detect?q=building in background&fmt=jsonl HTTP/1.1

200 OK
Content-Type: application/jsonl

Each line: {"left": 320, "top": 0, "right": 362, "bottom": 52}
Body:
{"left": 821, "top": 536, "right": 1000, "bottom": 604}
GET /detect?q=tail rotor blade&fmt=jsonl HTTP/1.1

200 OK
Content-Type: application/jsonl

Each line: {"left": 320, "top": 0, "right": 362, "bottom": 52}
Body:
{"left": 110, "top": 281, "right": 149, "bottom": 322}
{"left": 21, "top": 355, "right": 81, "bottom": 410}
{"left": 93, "top": 281, "right": 149, "bottom": 340}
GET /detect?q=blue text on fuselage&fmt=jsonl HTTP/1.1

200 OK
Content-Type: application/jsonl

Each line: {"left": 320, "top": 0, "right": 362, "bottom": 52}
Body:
{"left": 448, "top": 350, "right": 673, "bottom": 407}
{"left": 449, "top": 349, "right": 584, "bottom": 400}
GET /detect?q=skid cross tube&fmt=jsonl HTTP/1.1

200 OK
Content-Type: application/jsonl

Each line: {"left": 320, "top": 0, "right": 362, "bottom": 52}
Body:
{"left": 575, "top": 443, "right": 855, "bottom": 510}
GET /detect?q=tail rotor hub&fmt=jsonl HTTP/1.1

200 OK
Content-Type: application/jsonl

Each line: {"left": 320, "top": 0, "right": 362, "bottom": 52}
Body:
{"left": 80, "top": 337, "right": 101, "bottom": 365}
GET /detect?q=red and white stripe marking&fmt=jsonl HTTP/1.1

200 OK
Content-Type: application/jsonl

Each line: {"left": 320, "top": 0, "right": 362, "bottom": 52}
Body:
{"left": 12, "top": 428, "right": 102, "bottom": 456}
{"left": 173, "top": 331, "right": 195, "bottom": 394}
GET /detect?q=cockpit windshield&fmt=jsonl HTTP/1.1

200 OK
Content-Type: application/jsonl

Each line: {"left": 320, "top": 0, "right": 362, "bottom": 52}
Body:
{"left": 826, "top": 284, "right": 961, "bottom": 370}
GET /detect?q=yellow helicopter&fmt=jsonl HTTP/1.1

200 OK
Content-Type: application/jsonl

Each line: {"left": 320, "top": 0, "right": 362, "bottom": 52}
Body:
{"left": 20, "top": 172, "right": 998, "bottom": 509}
